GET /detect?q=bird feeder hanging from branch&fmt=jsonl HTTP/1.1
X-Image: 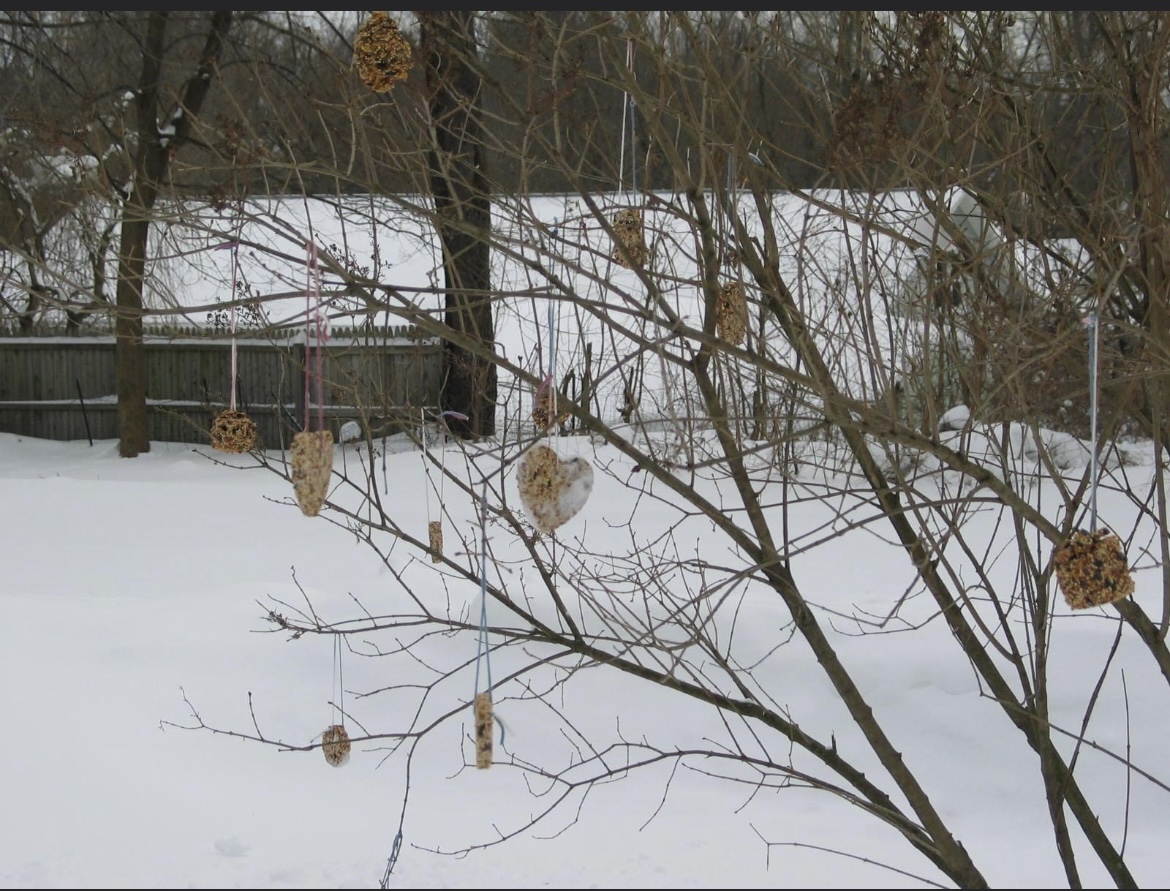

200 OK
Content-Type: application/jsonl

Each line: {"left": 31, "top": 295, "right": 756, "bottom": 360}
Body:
{"left": 1053, "top": 528, "right": 1134, "bottom": 610}
{"left": 516, "top": 444, "right": 594, "bottom": 534}
{"left": 610, "top": 207, "right": 648, "bottom": 269}
{"left": 291, "top": 243, "right": 333, "bottom": 517}
{"left": 716, "top": 280, "right": 748, "bottom": 346}
{"left": 211, "top": 234, "right": 258, "bottom": 453}
{"left": 321, "top": 723, "right": 351, "bottom": 767}
{"left": 353, "top": 11, "right": 413, "bottom": 93}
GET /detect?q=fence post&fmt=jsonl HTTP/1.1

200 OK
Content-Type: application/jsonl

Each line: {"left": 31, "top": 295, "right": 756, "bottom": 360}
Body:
{"left": 75, "top": 379, "right": 93, "bottom": 446}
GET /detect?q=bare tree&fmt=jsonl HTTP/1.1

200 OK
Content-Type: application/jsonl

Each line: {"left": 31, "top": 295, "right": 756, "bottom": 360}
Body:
{"left": 113, "top": 11, "right": 232, "bottom": 456}
{"left": 0, "top": 12, "right": 129, "bottom": 331}
{"left": 418, "top": 11, "right": 497, "bottom": 439}
{"left": 9, "top": 10, "right": 1170, "bottom": 887}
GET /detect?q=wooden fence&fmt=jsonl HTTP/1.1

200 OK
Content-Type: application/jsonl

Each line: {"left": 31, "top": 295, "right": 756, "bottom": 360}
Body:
{"left": 0, "top": 325, "right": 443, "bottom": 447}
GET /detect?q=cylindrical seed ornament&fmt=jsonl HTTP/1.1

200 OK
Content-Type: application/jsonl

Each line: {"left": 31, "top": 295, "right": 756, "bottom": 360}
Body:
{"left": 353, "top": 12, "right": 413, "bottom": 93}
{"left": 321, "top": 724, "right": 351, "bottom": 767}
{"left": 474, "top": 692, "right": 493, "bottom": 770}
{"left": 716, "top": 280, "right": 748, "bottom": 346}
{"left": 210, "top": 408, "right": 258, "bottom": 453}
{"left": 1053, "top": 527, "right": 1135, "bottom": 610}
{"left": 291, "top": 429, "right": 334, "bottom": 517}
{"left": 428, "top": 520, "right": 443, "bottom": 563}
{"left": 611, "top": 207, "right": 648, "bottom": 268}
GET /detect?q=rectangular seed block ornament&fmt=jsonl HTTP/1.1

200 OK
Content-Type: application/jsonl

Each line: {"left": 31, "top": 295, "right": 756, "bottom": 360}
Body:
{"left": 474, "top": 692, "right": 493, "bottom": 769}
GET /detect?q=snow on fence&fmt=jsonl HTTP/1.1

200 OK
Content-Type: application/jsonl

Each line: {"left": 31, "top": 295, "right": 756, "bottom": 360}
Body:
{"left": 0, "top": 324, "right": 442, "bottom": 446}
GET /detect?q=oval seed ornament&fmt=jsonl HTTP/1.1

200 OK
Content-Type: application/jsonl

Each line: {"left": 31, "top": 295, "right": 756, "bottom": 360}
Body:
{"left": 321, "top": 724, "right": 351, "bottom": 767}
{"left": 517, "top": 444, "right": 594, "bottom": 534}
{"left": 611, "top": 207, "right": 648, "bottom": 268}
{"left": 353, "top": 11, "right": 413, "bottom": 93}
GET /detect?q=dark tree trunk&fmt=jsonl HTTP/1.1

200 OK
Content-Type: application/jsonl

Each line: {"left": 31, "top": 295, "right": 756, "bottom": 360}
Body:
{"left": 116, "top": 10, "right": 232, "bottom": 457}
{"left": 419, "top": 11, "right": 497, "bottom": 439}
{"left": 115, "top": 212, "right": 151, "bottom": 456}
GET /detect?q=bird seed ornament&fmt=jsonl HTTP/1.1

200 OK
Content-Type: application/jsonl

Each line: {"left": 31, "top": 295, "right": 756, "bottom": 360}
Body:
{"left": 474, "top": 692, "right": 493, "bottom": 770}
{"left": 531, "top": 386, "right": 571, "bottom": 432}
{"left": 353, "top": 12, "right": 413, "bottom": 93}
{"left": 1053, "top": 528, "right": 1135, "bottom": 610}
{"left": 210, "top": 408, "right": 257, "bottom": 453}
{"left": 517, "top": 444, "right": 594, "bottom": 534}
{"left": 611, "top": 207, "right": 648, "bottom": 268}
{"left": 291, "top": 429, "right": 334, "bottom": 517}
{"left": 428, "top": 520, "right": 443, "bottom": 563}
{"left": 716, "top": 280, "right": 748, "bottom": 346}
{"left": 321, "top": 724, "right": 351, "bottom": 767}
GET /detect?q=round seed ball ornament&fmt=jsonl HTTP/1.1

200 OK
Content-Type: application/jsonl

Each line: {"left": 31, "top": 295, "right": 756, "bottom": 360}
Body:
{"left": 291, "top": 429, "right": 334, "bottom": 517}
{"left": 1053, "top": 528, "right": 1135, "bottom": 610}
{"left": 321, "top": 724, "right": 351, "bottom": 767}
{"left": 611, "top": 207, "right": 648, "bottom": 268}
{"left": 353, "top": 12, "right": 413, "bottom": 93}
{"left": 210, "top": 408, "right": 257, "bottom": 453}
{"left": 517, "top": 444, "right": 594, "bottom": 534}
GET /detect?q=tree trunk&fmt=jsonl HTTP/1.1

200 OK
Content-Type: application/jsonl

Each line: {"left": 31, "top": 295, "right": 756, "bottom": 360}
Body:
{"left": 420, "top": 11, "right": 497, "bottom": 439}
{"left": 116, "top": 10, "right": 233, "bottom": 457}
{"left": 115, "top": 213, "right": 151, "bottom": 456}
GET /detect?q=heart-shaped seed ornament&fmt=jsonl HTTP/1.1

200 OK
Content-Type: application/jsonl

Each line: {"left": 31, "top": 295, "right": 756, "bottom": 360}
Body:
{"left": 517, "top": 444, "right": 594, "bottom": 534}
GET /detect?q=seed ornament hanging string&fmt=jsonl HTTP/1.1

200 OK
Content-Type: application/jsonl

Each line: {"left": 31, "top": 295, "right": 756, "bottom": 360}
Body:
{"left": 619, "top": 37, "right": 637, "bottom": 199}
{"left": 1088, "top": 311, "right": 1100, "bottom": 533}
{"left": 473, "top": 480, "right": 495, "bottom": 769}
{"left": 421, "top": 407, "right": 450, "bottom": 562}
{"left": 290, "top": 242, "right": 334, "bottom": 517}
{"left": 518, "top": 304, "right": 595, "bottom": 534}
{"left": 1053, "top": 310, "right": 1134, "bottom": 609}
{"left": 210, "top": 213, "right": 257, "bottom": 453}
{"left": 422, "top": 409, "right": 468, "bottom": 558}
{"left": 545, "top": 300, "right": 559, "bottom": 439}
{"left": 611, "top": 38, "right": 647, "bottom": 269}
{"left": 321, "top": 634, "right": 351, "bottom": 767}
{"left": 532, "top": 298, "right": 569, "bottom": 432}
{"left": 716, "top": 154, "right": 748, "bottom": 347}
